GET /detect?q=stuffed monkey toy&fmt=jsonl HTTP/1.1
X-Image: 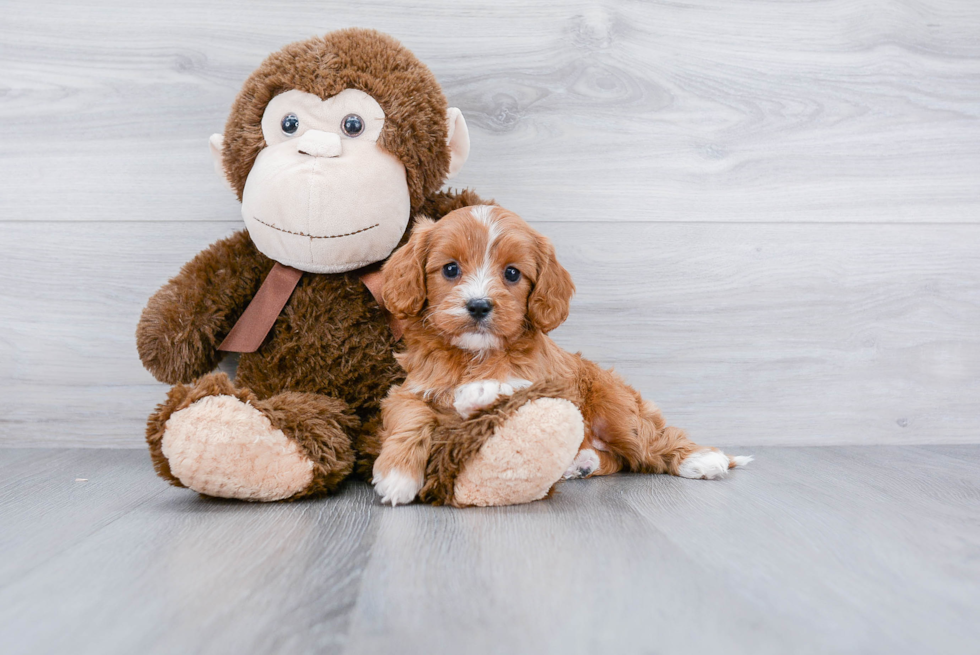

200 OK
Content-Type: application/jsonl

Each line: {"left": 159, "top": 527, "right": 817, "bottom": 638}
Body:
{"left": 137, "top": 29, "right": 584, "bottom": 505}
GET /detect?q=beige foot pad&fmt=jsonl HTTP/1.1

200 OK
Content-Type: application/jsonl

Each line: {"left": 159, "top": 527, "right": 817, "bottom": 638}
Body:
{"left": 161, "top": 395, "right": 314, "bottom": 501}
{"left": 453, "top": 398, "right": 585, "bottom": 507}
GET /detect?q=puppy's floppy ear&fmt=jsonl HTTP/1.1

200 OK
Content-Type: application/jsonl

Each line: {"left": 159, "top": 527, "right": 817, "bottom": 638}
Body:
{"left": 528, "top": 234, "right": 575, "bottom": 333}
{"left": 382, "top": 216, "right": 436, "bottom": 319}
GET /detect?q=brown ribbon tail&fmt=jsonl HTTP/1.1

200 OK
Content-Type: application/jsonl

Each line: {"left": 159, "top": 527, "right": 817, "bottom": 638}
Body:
{"left": 218, "top": 263, "right": 304, "bottom": 353}
{"left": 359, "top": 269, "right": 404, "bottom": 341}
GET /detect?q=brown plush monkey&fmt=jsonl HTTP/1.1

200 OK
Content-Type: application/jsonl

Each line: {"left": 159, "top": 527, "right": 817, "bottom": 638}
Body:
{"left": 137, "top": 29, "right": 584, "bottom": 504}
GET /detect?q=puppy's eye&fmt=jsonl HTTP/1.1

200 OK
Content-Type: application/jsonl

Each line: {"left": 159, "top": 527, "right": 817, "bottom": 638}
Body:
{"left": 281, "top": 113, "right": 300, "bottom": 135}
{"left": 504, "top": 266, "right": 521, "bottom": 283}
{"left": 342, "top": 114, "right": 364, "bottom": 137}
{"left": 442, "top": 262, "right": 460, "bottom": 280}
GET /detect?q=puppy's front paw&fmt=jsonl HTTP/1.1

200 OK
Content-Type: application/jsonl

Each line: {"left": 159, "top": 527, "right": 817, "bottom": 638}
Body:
{"left": 454, "top": 380, "right": 503, "bottom": 418}
{"left": 373, "top": 469, "right": 422, "bottom": 506}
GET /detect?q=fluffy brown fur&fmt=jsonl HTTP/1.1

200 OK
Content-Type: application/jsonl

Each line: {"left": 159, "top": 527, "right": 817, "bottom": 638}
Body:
{"left": 375, "top": 206, "right": 747, "bottom": 502}
{"left": 146, "top": 372, "right": 360, "bottom": 497}
{"left": 137, "top": 29, "right": 492, "bottom": 498}
{"left": 418, "top": 378, "right": 582, "bottom": 506}
{"left": 222, "top": 28, "right": 453, "bottom": 211}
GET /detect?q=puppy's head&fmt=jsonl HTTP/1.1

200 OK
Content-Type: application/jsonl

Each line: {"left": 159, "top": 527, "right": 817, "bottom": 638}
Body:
{"left": 382, "top": 205, "right": 574, "bottom": 352}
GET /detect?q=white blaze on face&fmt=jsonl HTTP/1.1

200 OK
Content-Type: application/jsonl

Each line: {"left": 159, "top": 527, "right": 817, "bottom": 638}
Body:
{"left": 241, "top": 89, "right": 411, "bottom": 274}
{"left": 455, "top": 205, "right": 502, "bottom": 304}
{"left": 450, "top": 206, "right": 505, "bottom": 352}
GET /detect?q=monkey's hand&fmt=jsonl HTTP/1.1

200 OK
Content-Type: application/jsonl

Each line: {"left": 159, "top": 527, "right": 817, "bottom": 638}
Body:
{"left": 136, "top": 230, "right": 271, "bottom": 384}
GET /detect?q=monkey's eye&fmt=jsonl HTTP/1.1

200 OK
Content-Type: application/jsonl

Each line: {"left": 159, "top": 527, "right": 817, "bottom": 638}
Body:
{"left": 281, "top": 113, "right": 300, "bottom": 135}
{"left": 504, "top": 266, "right": 521, "bottom": 283}
{"left": 342, "top": 114, "right": 365, "bottom": 137}
{"left": 442, "top": 262, "right": 460, "bottom": 280}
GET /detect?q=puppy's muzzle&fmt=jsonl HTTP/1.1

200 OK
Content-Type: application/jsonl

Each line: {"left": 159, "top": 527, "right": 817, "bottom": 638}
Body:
{"left": 466, "top": 298, "right": 493, "bottom": 321}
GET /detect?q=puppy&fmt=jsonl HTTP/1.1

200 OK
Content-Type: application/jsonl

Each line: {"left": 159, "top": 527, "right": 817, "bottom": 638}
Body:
{"left": 372, "top": 205, "right": 751, "bottom": 505}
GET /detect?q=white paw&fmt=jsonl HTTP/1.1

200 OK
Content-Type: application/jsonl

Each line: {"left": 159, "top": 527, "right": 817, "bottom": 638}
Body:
{"left": 373, "top": 469, "right": 422, "bottom": 506}
{"left": 677, "top": 449, "right": 734, "bottom": 480}
{"left": 563, "top": 448, "right": 600, "bottom": 480}
{"left": 454, "top": 380, "right": 505, "bottom": 418}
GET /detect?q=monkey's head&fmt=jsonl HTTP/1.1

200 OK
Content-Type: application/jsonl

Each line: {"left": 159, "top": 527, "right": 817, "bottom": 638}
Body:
{"left": 209, "top": 29, "right": 470, "bottom": 274}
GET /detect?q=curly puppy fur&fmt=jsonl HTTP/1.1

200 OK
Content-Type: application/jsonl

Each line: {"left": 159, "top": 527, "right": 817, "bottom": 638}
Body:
{"left": 419, "top": 379, "right": 582, "bottom": 505}
{"left": 375, "top": 206, "right": 750, "bottom": 502}
{"left": 137, "top": 27, "right": 491, "bottom": 498}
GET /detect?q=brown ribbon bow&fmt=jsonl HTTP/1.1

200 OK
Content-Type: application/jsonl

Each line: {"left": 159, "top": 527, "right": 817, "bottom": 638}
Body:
{"left": 218, "top": 263, "right": 403, "bottom": 353}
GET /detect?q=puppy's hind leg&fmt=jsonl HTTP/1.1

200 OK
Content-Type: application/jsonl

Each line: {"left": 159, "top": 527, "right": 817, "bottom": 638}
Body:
{"left": 676, "top": 447, "right": 753, "bottom": 480}
{"left": 562, "top": 448, "right": 601, "bottom": 479}
{"left": 633, "top": 401, "right": 752, "bottom": 480}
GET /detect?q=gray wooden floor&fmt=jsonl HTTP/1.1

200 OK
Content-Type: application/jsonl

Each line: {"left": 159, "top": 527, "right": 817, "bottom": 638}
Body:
{"left": 2, "top": 446, "right": 978, "bottom": 655}
{"left": 2, "top": 3, "right": 978, "bottom": 651}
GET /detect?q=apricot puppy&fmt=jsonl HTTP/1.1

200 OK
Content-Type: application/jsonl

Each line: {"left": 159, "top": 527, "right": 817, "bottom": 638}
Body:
{"left": 373, "top": 205, "right": 751, "bottom": 505}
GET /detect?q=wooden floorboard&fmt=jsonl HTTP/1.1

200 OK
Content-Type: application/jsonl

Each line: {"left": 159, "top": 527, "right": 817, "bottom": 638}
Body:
{"left": 0, "top": 449, "right": 167, "bottom": 588}
{"left": 3, "top": 221, "right": 978, "bottom": 447}
{"left": 0, "top": 450, "right": 379, "bottom": 654}
{"left": 1, "top": 446, "right": 977, "bottom": 655}
{"left": 2, "top": 1, "right": 978, "bottom": 225}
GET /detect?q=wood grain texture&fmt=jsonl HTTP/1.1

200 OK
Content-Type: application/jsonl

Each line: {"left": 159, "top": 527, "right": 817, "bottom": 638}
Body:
{"left": 0, "top": 0, "right": 978, "bottom": 223}
{"left": 1, "top": 446, "right": 978, "bottom": 654}
{"left": 2, "top": 220, "right": 977, "bottom": 446}
{"left": 0, "top": 449, "right": 379, "bottom": 654}
{"left": 1, "top": 0, "right": 979, "bottom": 448}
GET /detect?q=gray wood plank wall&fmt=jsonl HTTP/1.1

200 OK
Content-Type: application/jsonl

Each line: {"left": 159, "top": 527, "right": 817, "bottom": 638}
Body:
{"left": 1, "top": 0, "right": 978, "bottom": 447}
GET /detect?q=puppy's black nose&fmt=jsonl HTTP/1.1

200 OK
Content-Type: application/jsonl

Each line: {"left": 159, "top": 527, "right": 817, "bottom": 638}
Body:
{"left": 466, "top": 298, "right": 494, "bottom": 320}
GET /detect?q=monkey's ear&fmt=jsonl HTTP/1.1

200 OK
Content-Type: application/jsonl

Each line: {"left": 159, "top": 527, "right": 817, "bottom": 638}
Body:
{"left": 445, "top": 108, "right": 470, "bottom": 180}
{"left": 382, "top": 217, "right": 436, "bottom": 319}
{"left": 208, "top": 133, "right": 235, "bottom": 192}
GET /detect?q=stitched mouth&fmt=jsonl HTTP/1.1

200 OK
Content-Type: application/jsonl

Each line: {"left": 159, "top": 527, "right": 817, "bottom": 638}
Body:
{"left": 251, "top": 216, "right": 379, "bottom": 239}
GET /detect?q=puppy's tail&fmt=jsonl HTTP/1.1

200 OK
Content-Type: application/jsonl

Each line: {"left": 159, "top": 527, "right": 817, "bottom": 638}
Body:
{"left": 728, "top": 454, "right": 754, "bottom": 469}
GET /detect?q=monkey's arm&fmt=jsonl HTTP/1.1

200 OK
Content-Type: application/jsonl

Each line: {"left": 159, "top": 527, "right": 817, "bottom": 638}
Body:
{"left": 136, "top": 230, "right": 273, "bottom": 384}
{"left": 417, "top": 188, "right": 493, "bottom": 219}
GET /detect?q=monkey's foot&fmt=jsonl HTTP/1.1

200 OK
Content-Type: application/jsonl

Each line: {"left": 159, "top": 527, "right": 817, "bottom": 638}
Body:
{"left": 161, "top": 395, "right": 315, "bottom": 501}
{"left": 147, "top": 373, "right": 357, "bottom": 501}
{"left": 452, "top": 397, "right": 585, "bottom": 507}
